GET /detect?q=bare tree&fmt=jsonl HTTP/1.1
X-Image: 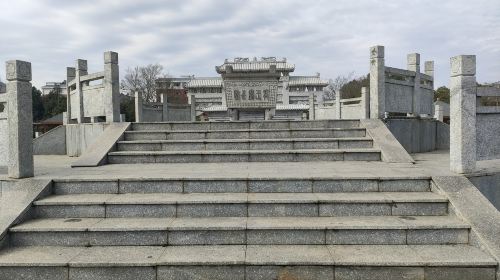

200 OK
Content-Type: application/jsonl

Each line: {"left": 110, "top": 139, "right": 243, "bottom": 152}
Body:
{"left": 323, "top": 72, "right": 355, "bottom": 101}
{"left": 121, "top": 64, "right": 165, "bottom": 102}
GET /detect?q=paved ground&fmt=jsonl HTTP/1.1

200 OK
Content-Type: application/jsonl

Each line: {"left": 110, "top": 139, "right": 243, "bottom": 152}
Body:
{"left": 1, "top": 150, "right": 499, "bottom": 181}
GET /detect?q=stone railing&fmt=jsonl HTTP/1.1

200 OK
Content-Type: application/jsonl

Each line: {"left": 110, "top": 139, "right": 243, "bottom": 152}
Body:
{"left": 65, "top": 51, "right": 120, "bottom": 124}
{"left": 314, "top": 87, "right": 369, "bottom": 120}
{"left": 370, "top": 46, "right": 434, "bottom": 118}
{"left": 135, "top": 92, "right": 194, "bottom": 122}
{"left": 450, "top": 55, "right": 500, "bottom": 173}
{"left": 0, "top": 60, "right": 34, "bottom": 178}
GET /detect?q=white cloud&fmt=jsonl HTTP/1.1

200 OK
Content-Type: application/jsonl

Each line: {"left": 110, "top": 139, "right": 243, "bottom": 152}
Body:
{"left": 0, "top": 0, "right": 498, "bottom": 88}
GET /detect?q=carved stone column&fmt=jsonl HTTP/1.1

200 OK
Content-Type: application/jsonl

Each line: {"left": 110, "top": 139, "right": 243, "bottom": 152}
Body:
{"left": 450, "top": 55, "right": 476, "bottom": 174}
{"left": 369, "top": 46, "right": 385, "bottom": 119}
{"left": 6, "top": 60, "right": 34, "bottom": 178}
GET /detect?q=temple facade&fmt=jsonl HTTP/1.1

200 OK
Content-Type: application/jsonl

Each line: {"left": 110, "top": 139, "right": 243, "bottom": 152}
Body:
{"left": 159, "top": 57, "right": 328, "bottom": 121}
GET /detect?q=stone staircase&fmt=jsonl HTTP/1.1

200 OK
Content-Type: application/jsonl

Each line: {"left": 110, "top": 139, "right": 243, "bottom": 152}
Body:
{"left": 0, "top": 177, "right": 496, "bottom": 279}
{"left": 107, "top": 120, "right": 382, "bottom": 163}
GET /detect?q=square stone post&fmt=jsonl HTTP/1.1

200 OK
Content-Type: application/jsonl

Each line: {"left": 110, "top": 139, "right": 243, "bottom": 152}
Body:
{"left": 104, "top": 51, "right": 120, "bottom": 122}
{"left": 265, "top": 108, "right": 275, "bottom": 120}
{"left": 6, "top": 60, "right": 34, "bottom": 178}
{"left": 228, "top": 108, "right": 238, "bottom": 121}
{"left": 369, "top": 46, "right": 385, "bottom": 119}
{"left": 434, "top": 102, "right": 444, "bottom": 122}
{"left": 162, "top": 93, "right": 169, "bottom": 121}
{"left": 335, "top": 91, "right": 341, "bottom": 119}
{"left": 361, "top": 87, "right": 370, "bottom": 119}
{"left": 65, "top": 67, "right": 75, "bottom": 124}
{"left": 308, "top": 94, "right": 315, "bottom": 120}
{"left": 135, "top": 91, "right": 143, "bottom": 122}
{"left": 407, "top": 53, "right": 421, "bottom": 117}
{"left": 450, "top": 55, "right": 476, "bottom": 174}
{"left": 190, "top": 94, "right": 196, "bottom": 122}
{"left": 75, "top": 59, "right": 87, "bottom": 123}
{"left": 425, "top": 61, "right": 434, "bottom": 78}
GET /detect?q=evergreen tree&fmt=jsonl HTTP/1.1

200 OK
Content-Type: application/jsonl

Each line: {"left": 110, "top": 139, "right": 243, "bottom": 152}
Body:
{"left": 434, "top": 86, "right": 450, "bottom": 103}
{"left": 42, "top": 86, "right": 67, "bottom": 119}
{"left": 32, "top": 86, "right": 45, "bottom": 121}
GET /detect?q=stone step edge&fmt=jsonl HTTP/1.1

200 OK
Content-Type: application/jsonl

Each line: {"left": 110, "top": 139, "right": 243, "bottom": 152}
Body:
{"left": 10, "top": 217, "right": 470, "bottom": 232}
{"left": 117, "top": 137, "right": 373, "bottom": 144}
{"left": 107, "top": 148, "right": 381, "bottom": 156}
{"left": 0, "top": 245, "right": 495, "bottom": 267}
{"left": 33, "top": 192, "right": 448, "bottom": 206}
{"left": 133, "top": 120, "right": 359, "bottom": 125}
{"left": 52, "top": 177, "right": 432, "bottom": 183}
{"left": 125, "top": 127, "right": 366, "bottom": 133}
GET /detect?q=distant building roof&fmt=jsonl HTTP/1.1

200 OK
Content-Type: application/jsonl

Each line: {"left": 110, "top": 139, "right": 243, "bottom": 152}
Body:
{"left": 288, "top": 76, "right": 328, "bottom": 86}
{"left": 216, "top": 57, "right": 295, "bottom": 74}
{"left": 202, "top": 104, "right": 310, "bottom": 112}
{"left": 186, "top": 78, "right": 223, "bottom": 88}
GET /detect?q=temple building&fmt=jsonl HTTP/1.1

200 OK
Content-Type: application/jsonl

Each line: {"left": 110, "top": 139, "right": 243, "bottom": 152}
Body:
{"left": 158, "top": 57, "right": 328, "bottom": 121}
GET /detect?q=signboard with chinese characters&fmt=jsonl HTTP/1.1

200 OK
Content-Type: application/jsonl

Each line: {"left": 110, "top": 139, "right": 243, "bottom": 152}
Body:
{"left": 225, "top": 80, "right": 278, "bottom": 108}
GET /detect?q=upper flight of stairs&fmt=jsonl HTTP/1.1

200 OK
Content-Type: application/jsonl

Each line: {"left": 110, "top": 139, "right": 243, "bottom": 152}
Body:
{"left": 107, "top": 120, "right": 382, "bottom": 163}
{"left": 0, "top": 177, "right": 496, "bottom": 279}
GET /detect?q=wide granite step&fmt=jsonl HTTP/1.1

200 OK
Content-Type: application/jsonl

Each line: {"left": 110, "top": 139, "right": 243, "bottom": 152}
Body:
{"left": 0, "top": 245, "right": 495, "bottom": 280}
{"left": 32, "top": 192, "right": 449, "bottom": 218}
{"left": 116, "top": 137, "right": 374, "bottom": 151}
{"left": 123, "top": 128, "right": 367, "bottom": 141}
{"left": 9, "top": 216, "right": 470, "bottom": 246}
{"left": 107, "top": 149, "right": 382, "bottom": 163}
{"left": 131, "top": 119, "right": 361, "bottom": 131}
{"left": 52, "top": 177, "right": 432, "bottom": 194}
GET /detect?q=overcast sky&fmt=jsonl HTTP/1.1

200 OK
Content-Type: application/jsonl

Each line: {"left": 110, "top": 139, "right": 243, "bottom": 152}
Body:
{"left": 0, "top": 0, "right": 499, "bottom": 88}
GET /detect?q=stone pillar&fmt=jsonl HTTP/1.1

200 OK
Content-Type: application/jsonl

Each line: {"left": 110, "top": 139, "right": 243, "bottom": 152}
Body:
{"left": 65, "top": 67, "right": 75, "bottom": 124}
{"left": 228, "top": 108, "right": 238, "bottom": 121}
{"left": 265, "top": 108, "right": 275, "bottom": 120}
{"left": 369, "top": 46, "right": 385, "bottom": 119}
{"left": 434, "top": 102, "right": 444, "bottom": 122}
{"left": 162, "top": 93, "right": 169, "bottom": 121}
{"left": 361, "top": 87, "right": 370, "bottom": 119}
{"left": 6, "top": 60, "right": 34, "bottom": 178}
{"left": 424, "top": 61, "right": 434, "bottom": 78}
{"left": 190, "top": 94, "right": 196, "bottom": 122}
{"left": 335, "top": 92, "right": 341, "bottom": 119}
{"left": 450, "top": 55, "right": 476, "bottom": 174}
{"left": 75, "top": 59, "right": 87, "bottom": 123}
{"left": 104, "top": 51, "right": 120, "bottom": 123}
{"left": 308, "top": 94, "right": 315, "bottom": 120}
{"left": 407, "top": 53, "right": 421, "bottom": 117}
{"left": 134, "top": 91, "right": 143, "bottom": 122}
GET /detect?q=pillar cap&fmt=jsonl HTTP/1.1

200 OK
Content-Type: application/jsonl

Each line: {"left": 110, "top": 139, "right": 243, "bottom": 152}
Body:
{"left": 76, "top": 59, "right": 87, "bottom": 71}
{"left": 104, "top": 51, "right": 118, "bottom": 64}
{"left": 6, "top": 60, "right": 31, "bottom": 82}
{"left": 451, "top": 55, "right": 476, "bottom": 77}
{"left": 370, "top": 46, "right": 384, "bottom": 58}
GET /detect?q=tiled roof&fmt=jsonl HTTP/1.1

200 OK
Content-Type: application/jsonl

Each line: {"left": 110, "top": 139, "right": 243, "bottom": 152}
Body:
{"left": 288, "top": 76, "right": 328, "bottom": 86}
{"left": 202, "top": 104, "right": 310, "bottom": 112}
{"left": 216, "top": 60, "right": 295, "bottom": 73}
{"left": 186, "top": 78, "right": 223, "bottom": 88}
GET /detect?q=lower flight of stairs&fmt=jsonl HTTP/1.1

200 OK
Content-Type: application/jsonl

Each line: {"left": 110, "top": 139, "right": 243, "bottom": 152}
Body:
{"left": 0, "top": 177, "right": 496, "bottom": 280}
{"left": 107, "top": 120, "right": 383, "bottom": 163}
